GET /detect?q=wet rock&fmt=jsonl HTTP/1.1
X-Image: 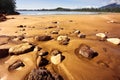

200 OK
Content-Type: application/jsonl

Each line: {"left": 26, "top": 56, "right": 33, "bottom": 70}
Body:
{"left": 8, "top": 60, "right": 25, "bottom": 71}
{"left": 107, "top": 38, "right": 120, "bottom": 45}
{"left": 38, "top": 50, "right": 48, "bottom": 56}
{"left": 9, "top": 43, "right": 34, "bottom": 55}
{"left": 27, "top": 67, "right": 54, "bottom": 80}
{"left": 34, "top": 35, "right": 52, "bottom": 41}
{"left": 78, "top": 34, "right": 86, "bottom": 38}
{"left": 51, "top": 54, "right": 62, "bottom": 65}
{"left": 74, "top": 30, "right": 80, "bottom": 34}
{"left": 96, "top": 33, "right": 107, "bottom": 41}
{"left": 75, "top": 44, "right": 98, "bottom": 59}
{"left": 0, "top": 48, "right": 9, "bottom": 58}
{"left": 51, "top": 31, "right": 59, "bottom": 34}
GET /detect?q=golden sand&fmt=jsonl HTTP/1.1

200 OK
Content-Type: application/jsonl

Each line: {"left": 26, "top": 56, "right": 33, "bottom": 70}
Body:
{"left": 0, "top": 14, "right": 120, "bottom": 80}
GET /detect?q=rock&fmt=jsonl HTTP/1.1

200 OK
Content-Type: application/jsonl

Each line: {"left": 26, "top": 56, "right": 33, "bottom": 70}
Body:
{"left": 51, "top": 31, "right": 59, "bottom": 34}
{"left": 51, "top": 49, "right": 61, "bottom": 56}
{"left": 47, "top": 26, "right": 57, "bottom": 29}
{"left": 59, "top": 39, "right": 69, "bottom": 45}
{"left": 38, "top": 50, "right": 48, "bottom": 56}
{"left": 0, "top": 48, "right": 9, "bottom": 58}
{"left": 27, "top": 67, "right": 54, "bottom": 80}
{"left": 74, "top": 30, "right": 80, "bottom": 34}
{"left": 34, "top": 35, "right": 52, "bottom": 41}
{"left": 69, "top": 20, "right": 73, "bottom": 22}
{"left": 9, "top": 43, "right": 34, "bottom": 55}
{"left": 17, "top": 25, "right": 26, "bottom": 28}
{"left": 96, "top": 33, "right": 107, "bottom": 40}
{"left": 8, "top": 60, "right": 25, "bottom": 71}
{"left": 52, "top": 21, "right": 59, "bottom": 24}
{"left": 36, "top": 56, "right": 41, "bottom": 67}
{"left": 33, "top": 46, "right": 41, "bottom": 52}
{"left": 57, "top": 35, "right": 70, "bottom": 45}
{"left": 78, "top": 34, "right": 86, "bottom": 38}
{"left": 12, "top": 36, "right": 25, "bottom": 41}
{"left": 20, "top": 28, "right": 25, "bottom": 31}
{"left": 107, "top": 20, "right": 116, "bottom": 23}
{"left": 76, "top": 44, "right": 97, "bottom": 59}
{"left": 57, "top": 35, "right": 69, "bottom": 41}
{"left": 107, "top": 38, "right": 120, "bottom": 45}
{"left": 0, "top": 14, "right": 6, "bottom": 21}
{"left": 51, "top": 54, "right": 62, "bottom": 65}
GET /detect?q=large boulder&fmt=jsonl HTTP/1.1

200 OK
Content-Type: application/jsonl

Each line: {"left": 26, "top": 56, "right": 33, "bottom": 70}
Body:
{"left": 27, "top": 67, "right": 54, "bottom": 80}
{"left": 75, "top": 44, "right": 98, "bottom": 59}
{"left": 34, "top": 35, "right": 52, "bottom": 41}
{"left": 107, "top": 38, "right": 120, "bottom": 45}
{"left": 9, "top": 43, "right": 34, "bottom": 55}
{"left": 96, "top": 33, "right": 107, "bottom": 40}
{"left": 8, "top": 60, "right": 25, "bottom": 71}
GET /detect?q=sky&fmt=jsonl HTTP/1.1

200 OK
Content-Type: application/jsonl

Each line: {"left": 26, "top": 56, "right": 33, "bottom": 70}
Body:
{"left": 16, "top": 0, "right": 120, "bottom": 9}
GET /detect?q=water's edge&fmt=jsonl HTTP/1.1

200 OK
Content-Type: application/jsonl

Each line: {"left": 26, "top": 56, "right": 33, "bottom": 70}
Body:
{"left": 17, "top": 11, "right": 102, "bottom": 15}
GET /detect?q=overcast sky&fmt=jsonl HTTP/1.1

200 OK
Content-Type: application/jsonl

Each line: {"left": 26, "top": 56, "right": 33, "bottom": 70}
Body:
{"left": 16, "top": 0, "right": 120, "bottom": 9}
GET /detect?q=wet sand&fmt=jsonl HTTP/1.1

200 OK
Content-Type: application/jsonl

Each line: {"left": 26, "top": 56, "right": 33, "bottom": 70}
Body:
{"left": 0, "top": 14, "right": 120, "bottom": 80}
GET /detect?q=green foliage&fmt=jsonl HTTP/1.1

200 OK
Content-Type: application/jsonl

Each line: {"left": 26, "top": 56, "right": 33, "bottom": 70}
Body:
{"left": 0, "top": 0, "right": 16, "bottom": 14}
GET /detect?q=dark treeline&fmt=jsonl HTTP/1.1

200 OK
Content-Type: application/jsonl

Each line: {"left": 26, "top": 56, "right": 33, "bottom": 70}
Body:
{"left": 18, "top": 7, "right": 120, "bottom": 12}
{"left": 0, "top": 0, "right": 19, "bottom": 15}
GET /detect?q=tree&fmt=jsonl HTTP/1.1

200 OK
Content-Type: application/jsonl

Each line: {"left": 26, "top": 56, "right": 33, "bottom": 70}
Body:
{"left": 0, "top": 0, "right": 18, "bottom": 14}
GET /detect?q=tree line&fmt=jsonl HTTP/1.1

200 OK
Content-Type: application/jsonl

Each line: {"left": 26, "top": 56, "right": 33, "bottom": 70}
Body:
{"left": 0, "top": 0, "right": 19, "bottom": 14}
{"left": 18, "top": 7, "right": 120, "bottom": 12}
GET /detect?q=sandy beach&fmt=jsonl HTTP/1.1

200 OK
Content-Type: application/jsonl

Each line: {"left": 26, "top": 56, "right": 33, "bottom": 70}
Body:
{"left": 0, "top": 14, "right": 120, "bottom": 80}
